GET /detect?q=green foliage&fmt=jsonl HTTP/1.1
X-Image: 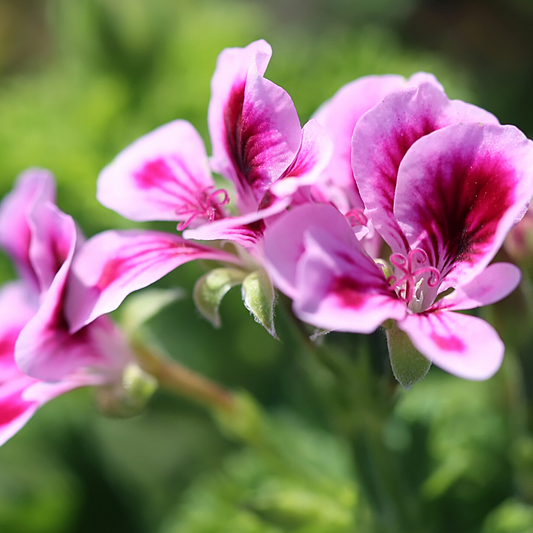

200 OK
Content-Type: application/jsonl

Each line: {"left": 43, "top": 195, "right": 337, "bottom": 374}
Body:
{"left": 160, "top": 413, "right": 358, "bottom": 533}
{"left": 483, "top": 499, "right": 533, "bottom": 533}
{"left": 2, "top": 1, "right": 531, "bottom": 532}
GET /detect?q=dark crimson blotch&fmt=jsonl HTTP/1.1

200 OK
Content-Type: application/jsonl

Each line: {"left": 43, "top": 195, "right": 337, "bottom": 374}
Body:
{"left": 410, "top": 145, "right": 516, "bottom": 276}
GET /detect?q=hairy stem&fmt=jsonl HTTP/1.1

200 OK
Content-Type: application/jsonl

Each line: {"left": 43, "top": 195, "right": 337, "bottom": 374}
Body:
{"left": 132, "top": 339, "right": 235, "bottom": 413}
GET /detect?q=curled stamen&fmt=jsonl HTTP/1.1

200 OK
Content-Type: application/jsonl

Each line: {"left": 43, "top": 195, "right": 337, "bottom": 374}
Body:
{"left": 345, "top": 208, "right": 368, "bottom": 228}
{"left": 390, "top": 252, "right": 408, "bottom": 271}
{"left": 176, "top": 186, "right": 229, "bottom": 231}
{"left": 387, "top": 248, "right": 441, "bottom": 303}
{"left": 408, "top": 248, "right": 429, "bottom": 269}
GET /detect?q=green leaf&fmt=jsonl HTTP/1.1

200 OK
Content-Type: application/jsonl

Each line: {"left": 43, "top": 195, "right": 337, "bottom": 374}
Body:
{"left": 385, "top": 322, "right": 431, "bottom": 390}
{"left": 193, "top": 267, "right": 247, "bottom": 327}
{"left": 242, "top": 269, "right": 277, "bottom": 338}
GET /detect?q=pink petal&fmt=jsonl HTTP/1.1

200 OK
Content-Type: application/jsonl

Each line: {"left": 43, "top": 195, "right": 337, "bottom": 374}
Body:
{"left": 0, "top": 282, "right": 35, "bottom": 379}
{"left": 313, "top": 74, "right": 406, "bottom": 211}
{"left": 183, "top": 198, "right": 291, "bottom": 251}
{"left": 209, "top": 40, "right": 271, "bottom": 184}
{"left": 65, "top": 229, "right": 242, "bottom": 331}
{"left": 29, "top": 201, "right": 82, "bottom": 294}
{"left": 14, "top": 208, "right": 132, "bottom": 381}
{"left": 0, "top": 283, "right": 81, "bottom": 446}
{"left": 394, "top": 123, "right": 533, "bottom": 288}
{"left": 0, "top": 375, "right": 84, "bottom": 447}
{"left": 432, "top": 262, "right": 521, "bottom": 311}
{"left": 398, "top": 311, "right": 504, "bottom": 380}
{"left": 209, "top": 42, "right": 301, "bottom": 213}
{"left": 0, "top": 169, "right": 56, "bottom": 292}
{"left": 16, "top": 302, "right": 132, "bottom": 382}
{"left": 352, "top": 82, "right": 499, "bottom": 253}
{"left": 292, "top": 228, "right": 406, "bottom": 332}
{"left": 98, "top": 120, "right": 219, "bottom": 224}
{"left": 269, "top": 119, "right": 333, "bottom": 198}
{"left": 263, "top": 204, "right": 361, "bottom": 299}
{"left": 0, "top": 379, "right": 40, "bottom": 446}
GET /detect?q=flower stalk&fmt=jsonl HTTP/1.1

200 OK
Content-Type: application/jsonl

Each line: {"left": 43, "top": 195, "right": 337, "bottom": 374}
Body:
{"left": 132, "top": 338, "right": 235, "bottom": 414}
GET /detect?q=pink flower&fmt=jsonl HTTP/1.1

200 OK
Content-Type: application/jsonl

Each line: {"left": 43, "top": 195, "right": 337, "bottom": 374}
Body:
{"left": 0, "top": 169, "right": 134, "bottom": 445}
{"left": 264, "top": 83, "right": 533, "bottom": 380}
{"left": 300, "top": 73, "right": 445, "bottom": 258}
{"left": 67, "top": 40, "right": 331, "bottom": 330}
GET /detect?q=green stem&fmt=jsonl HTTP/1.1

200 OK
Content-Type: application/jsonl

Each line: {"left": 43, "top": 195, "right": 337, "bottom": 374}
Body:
{"left": 132, "top": 338, "right": 235, "bottom": 414}
{"left": 278, "top": 298, "right": 426, "bottom": 532}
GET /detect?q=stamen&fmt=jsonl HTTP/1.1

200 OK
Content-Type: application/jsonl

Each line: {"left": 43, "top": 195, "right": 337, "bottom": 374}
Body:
{"left": 345, "top": 208, "right": 368, "bottom": 228}
{"left": 387, "top": 248, "right": 441, "bottom": 304}
{"left": 176, "top": 187, "right": 229, "bottom": 230}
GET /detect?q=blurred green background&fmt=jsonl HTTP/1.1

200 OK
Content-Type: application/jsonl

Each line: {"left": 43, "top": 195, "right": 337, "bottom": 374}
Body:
{"left": 2, "top": 1, "right": 533, "bottom": 532}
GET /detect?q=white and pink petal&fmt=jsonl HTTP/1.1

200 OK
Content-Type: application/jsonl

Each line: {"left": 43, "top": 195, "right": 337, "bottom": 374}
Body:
{"left": 394, "top": 123, "right": 533, "bottom": 288}
{"left": 398, "top": 311, "right": 504, "bottom": 380}
{"left": 292, "top": 228, "right": 406, "bottom": 332}
{"left": 263, "top": 204, "right": 362, "bottom": 299}
{"left": 431, "top": 262, "right": 521, "bottom": 312}
{"left": 65, "top": 229, "right": 243, "bottom": 331}
{"left": 0, "top": 169, "right": 56, "bottom": 292}
{"left": 97, "top": 120, "right": 219, "bottom": 224}
{"left": 209, "top": 43, "right": 301, "bottom": 213}
{"left": 352, "top": 81, "right": 499, "bottom": 253}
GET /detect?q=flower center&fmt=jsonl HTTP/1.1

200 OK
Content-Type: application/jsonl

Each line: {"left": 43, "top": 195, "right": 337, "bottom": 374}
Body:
{"left": 387, "top": 248, "right": 441, "bottom": 310}
{"left": 176, "top": 187, "right": 230, "bottom": 230}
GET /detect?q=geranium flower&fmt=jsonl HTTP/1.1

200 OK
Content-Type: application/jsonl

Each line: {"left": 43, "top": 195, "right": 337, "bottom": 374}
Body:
{"left": 0, "top": 169, "right": 135, "bottom": 445}
{"left": 67, "top": 40, "right": 331, "bottom": 332}
{"left": 264, "top": 84, "right": 533, "bottom": 380}
{"left": 309, "top": 73, "right": 445, "bottom": 257}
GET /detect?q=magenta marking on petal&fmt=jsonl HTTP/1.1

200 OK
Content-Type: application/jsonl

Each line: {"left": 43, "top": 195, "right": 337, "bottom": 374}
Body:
{"left": 429, "top": 331, "right": 466, "bottom": 353}
{"left": 224, "top": 80, "right": 247, "bottom": 178}
{"left": 331, "top": 276, "right": 366, "bottom": 309}
{"left": 134, "top": 158, "right": 177, "bottom": 191}
{"left": 133, "top": 157, "right": 205, "bottom": 204}
{"left": 223, "top": 80, "right": 285, "bottom": 199}
{"left": 416, "top": 152, "right": 516, "bottom": 274}
{"left": 95, "top": 240, "right": 209, "bottom": 291}
{"left": 0, "top": 390, "right": 32, "bottom": 427}
{"left": 0, "top": 329, "right": 19, "bottom": 361}
{"left": 377, "top": 117, "right": 437, "bottom": 211}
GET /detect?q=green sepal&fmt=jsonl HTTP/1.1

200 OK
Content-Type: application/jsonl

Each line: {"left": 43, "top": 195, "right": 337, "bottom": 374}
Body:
{"left": 95, "top": 363, "right": 158, "bottom": 418}
{"left": 193, "top": 267, "right": 247, "bottom": 327}
{"left": 242, "top": 269, "right": 277, "bottom": 338}
{"left": 385, "top": 321, "right": 431, "bottom": 390}
{"left": 119, "top": 287, "right": 185, "bottom": 335}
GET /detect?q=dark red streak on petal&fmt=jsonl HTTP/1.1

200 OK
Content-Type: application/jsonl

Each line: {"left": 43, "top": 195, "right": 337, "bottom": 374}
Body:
{"left": 224, "top": 81, "right": 248, "bottom": 180}
{"left": 376, "top": 117, "right": 436, "bottom": 212}
{"left": 223, "top": 80, "right": 280, "bottom": 197}
{"left": 414, "top": 149, "right": 515, "bottom": 274}
{"left": 330, "top": 276, "right": 366, "bottom": 309}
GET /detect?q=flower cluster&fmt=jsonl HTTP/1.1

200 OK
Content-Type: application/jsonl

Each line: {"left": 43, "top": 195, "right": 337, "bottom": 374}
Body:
{"left": 1, "top": 39, "right": 532, "bottom": 444}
